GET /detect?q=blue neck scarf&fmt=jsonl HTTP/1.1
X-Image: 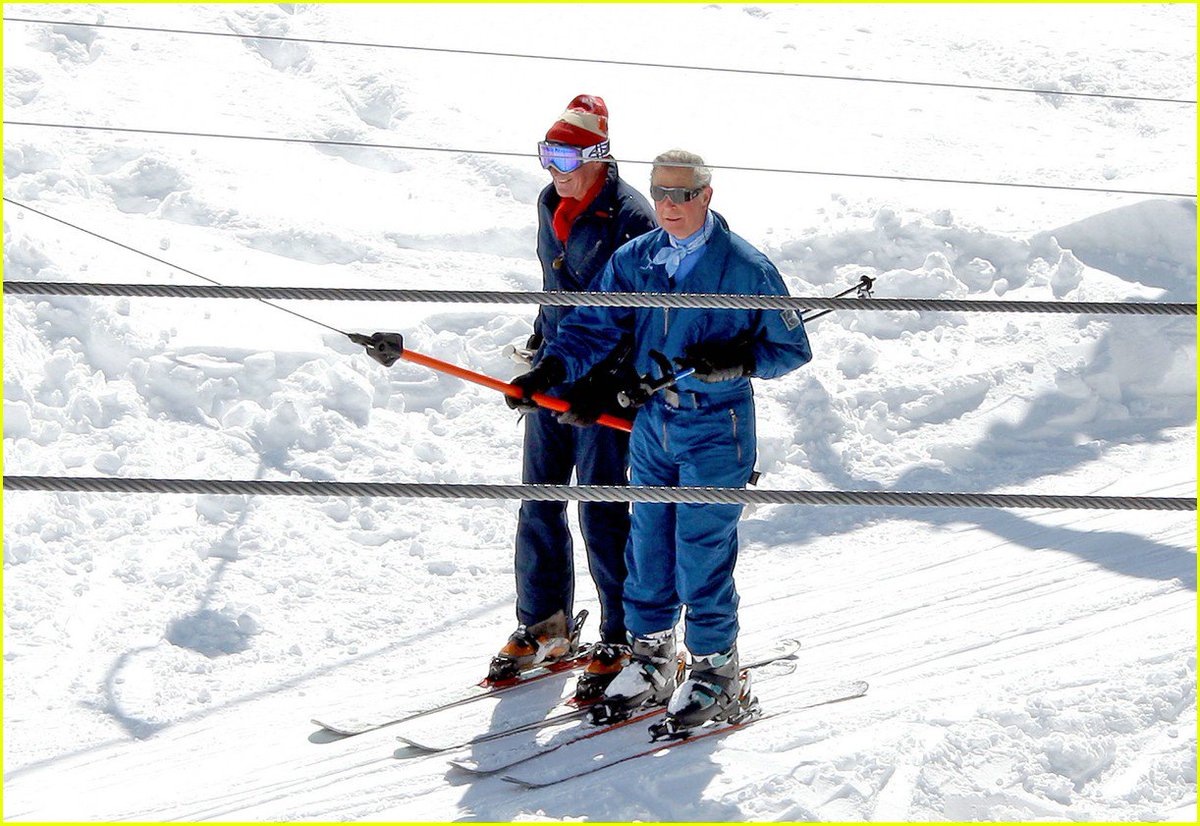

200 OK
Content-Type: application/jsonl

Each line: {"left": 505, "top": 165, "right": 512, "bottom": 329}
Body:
{"left": 652, "top": 211, "right": 715, "bottom": 280}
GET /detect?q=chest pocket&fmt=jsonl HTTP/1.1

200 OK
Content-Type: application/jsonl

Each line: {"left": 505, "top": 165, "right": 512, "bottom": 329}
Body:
{"left": 566, "top": 218, "right": 616, "bottom": 290}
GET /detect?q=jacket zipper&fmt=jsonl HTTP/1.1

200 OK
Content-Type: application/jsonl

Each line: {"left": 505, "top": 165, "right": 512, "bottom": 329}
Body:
{"left": 663, "top": 302, "right": 671, "bottom": 452}
{"left": 730, "top": 409, "right": 741, "bottom": 462}
{"left": 659, "top": 264, "right": 672, "bottom": 453}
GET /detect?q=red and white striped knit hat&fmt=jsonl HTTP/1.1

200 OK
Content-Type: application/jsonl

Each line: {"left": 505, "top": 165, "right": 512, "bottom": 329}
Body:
{"left": 545, "top": 95, "right": 609, "bottom": 148}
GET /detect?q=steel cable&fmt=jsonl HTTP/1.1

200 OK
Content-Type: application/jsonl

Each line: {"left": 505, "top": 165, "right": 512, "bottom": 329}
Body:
{"left": 4, "top": 280, "right": 1195, "bottom": 316}
{"left": 3, "top": 476, "right": 1193, "bottom": 511}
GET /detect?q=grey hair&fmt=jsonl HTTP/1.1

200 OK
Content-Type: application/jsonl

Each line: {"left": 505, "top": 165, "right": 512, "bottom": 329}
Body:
{"left": 651, "top": 149, "right": 712, "bottom": 189}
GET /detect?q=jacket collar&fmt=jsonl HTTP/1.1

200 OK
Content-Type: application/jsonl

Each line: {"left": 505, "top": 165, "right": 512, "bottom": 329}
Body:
{"left": 644, "top": 211, "right": 732, "bottom": 286}
{"left": 541, "top": 160, "right": 622, "bottom": 216}
{"left": 652, "top": 210, "right": 730, "bottom": 253}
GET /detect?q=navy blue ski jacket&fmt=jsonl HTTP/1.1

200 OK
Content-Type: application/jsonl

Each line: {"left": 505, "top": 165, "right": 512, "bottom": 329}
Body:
{"left": 533, "top": 162, "right": 656, "bottom": 352}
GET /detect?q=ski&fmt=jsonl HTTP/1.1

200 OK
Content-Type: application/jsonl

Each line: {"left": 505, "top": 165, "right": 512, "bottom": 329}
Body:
{"left": 399, "top": 701, "right": 592, "bottom": 752}
{"left": 451, "top": 703, "right": 676, "bottom": 776}
{"left": 499, "top": 679, "right": 868, "bottom": 789}
{"left": 438, "top": 640, "right": 802, "bottom": 772}
{"left": 311, "top": 652, "right": 591, "bottom": 737}
{"left": 399, "top": 638, "right": 799, "bottom": 754}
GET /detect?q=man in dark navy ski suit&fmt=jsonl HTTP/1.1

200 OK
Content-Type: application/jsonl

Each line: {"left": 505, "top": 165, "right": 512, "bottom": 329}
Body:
{"left": 490, "top": 95, "right": 656, "bottom": 702}
{"left": 510, "top": 149, "right": 812, "bottom": 729}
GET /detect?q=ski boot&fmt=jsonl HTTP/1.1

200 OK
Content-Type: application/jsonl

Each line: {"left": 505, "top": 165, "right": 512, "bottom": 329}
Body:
{"left": 486, "top": 609, "right": 587, "bottom": 684}
{"left": 573, "top": 641, "right": 631, "bottom": 705}
{"left": 650, "top": 644, "right": 760, "bottom": 739}
{"left": 588, "top": 628, "right": 681, "bottom": 724}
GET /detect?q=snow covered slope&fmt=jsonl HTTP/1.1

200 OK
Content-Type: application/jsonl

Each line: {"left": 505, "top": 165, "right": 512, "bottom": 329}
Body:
{"left": 3, "top": 3, "right": 1195, "bottom": 821}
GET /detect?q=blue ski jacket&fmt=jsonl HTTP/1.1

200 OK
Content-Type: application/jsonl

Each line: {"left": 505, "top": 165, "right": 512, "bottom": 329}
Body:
{"left": 544, "top": 212, "right": 812, "bottom": 404}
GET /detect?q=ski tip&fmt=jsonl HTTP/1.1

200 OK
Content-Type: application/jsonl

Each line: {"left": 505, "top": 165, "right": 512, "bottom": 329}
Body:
{"left": 308, "top": 724, "right": 353, "bottom": 744}
{"left": 500, "top": 774, "right": 542, "bottom": 790}
{"left": 767, "top": 660, "right": 800, "bottom": 677}
{"left": 447, "top": 759, "right": 485, "bottom": 774}
{"left": 310, "top": 717, "right": 344, "bottom": 731}
{"left": 395, "top": 734, "right": 440, "bottom": 752}
{"left": 833, "top": 680, "right": 869, "bottom": 701}
{"left": 309, "top": 719, "right": 367, "bottom": 737}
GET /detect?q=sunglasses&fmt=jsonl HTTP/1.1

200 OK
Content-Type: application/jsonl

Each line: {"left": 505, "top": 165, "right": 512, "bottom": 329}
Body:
{"left": 538, "top": 140, "right": 610, "bottom": 173}
{"left": 650, "top": 185, "right": 705, "bottom": 204}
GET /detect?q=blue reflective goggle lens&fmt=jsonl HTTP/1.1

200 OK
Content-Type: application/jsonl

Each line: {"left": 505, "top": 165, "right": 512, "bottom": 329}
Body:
{"left": 538, "top": 140, "right": 609, "bottom": 173}
{"left": 538, "top": 142, "right": 585, "bottom": 173}
{"left": 650, "top": 185, "right": 704, "bottom": 204}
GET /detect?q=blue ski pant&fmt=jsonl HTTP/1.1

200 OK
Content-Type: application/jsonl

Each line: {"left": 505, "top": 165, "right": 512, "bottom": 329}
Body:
{"left": 623, "top": 394, "right": 757, "bottom": 656}
{"left": 514, "top": 406, "right": 631, "bottom": 643}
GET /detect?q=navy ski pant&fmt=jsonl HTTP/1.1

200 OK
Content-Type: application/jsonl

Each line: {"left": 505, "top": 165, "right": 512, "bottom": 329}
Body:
{"left": 514, "top": 406, "right": 631, "bottom": 643}
{"left": 623, "top": 394, "right": 757, "bottom": 656}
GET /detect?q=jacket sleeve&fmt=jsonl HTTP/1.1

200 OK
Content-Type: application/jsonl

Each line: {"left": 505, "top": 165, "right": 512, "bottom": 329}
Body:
{"left": 544, "top": 256, "right": 635, "bottom": 383}
{"left": 748, "top": 261, "right": 813, "bottom": 380}
{"left": 614, "top": 193, "right": 657, "bottom": 251}
{"left": 531, "top": 309, "right": 545, "bottom": 345}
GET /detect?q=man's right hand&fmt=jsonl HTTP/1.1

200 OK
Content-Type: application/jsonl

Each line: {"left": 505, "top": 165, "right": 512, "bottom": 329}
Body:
{"left": 506, "top": 356, "right": 567, "bottom": 411}
{"left": 557, "top": 377, "right": 609, "bottom": 427}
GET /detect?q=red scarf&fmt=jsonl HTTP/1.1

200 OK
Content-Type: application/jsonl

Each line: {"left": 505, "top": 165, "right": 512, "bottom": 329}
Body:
{"left": 551, "top": 171, "right": 608, "bottom": 242}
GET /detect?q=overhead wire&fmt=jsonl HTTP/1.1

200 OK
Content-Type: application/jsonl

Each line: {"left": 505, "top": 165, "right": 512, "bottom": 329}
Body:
{"left": 5, "top": 15, "right": 1193, "bottom": 198}
{"left": 6, "top": 120, "right": 1195, "bottom": 199}
{"left": 2, "top": 17, "right": 1194, "bottom": 513}
{"left": 5, "top": 198, "right": 1193, "bottom": 317}
{"left": 3, "top": 197, "right": 348, "bottom": 336}
{"left": 3, "top": 16, "right": 1195, "bottom": 106}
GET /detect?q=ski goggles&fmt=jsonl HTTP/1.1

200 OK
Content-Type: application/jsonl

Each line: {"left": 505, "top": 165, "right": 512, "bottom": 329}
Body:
{"left": 538, "top": 140, "right": 610, "bottom": 173}
{"left": 650, "top": 185, "right": 705, "bottom": 204}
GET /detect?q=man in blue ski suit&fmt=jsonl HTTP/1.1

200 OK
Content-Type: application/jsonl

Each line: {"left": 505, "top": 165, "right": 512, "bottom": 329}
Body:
{"left": 509, "top": 149, "right": 812, "bottom": 728}
{"left": 490, "top": 95, "right": 656, "bottom": 702}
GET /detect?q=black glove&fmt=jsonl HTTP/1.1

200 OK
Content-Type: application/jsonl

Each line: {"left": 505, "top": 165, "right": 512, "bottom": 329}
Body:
{"left": 679, "top": 337, "right": 756, "bottom": 383}
{"left": 506, "top": 356, "right": 566, "bottom": 411}
{"left": 558, "top": 376, "right": 616, "bottom": 427}
{"left": 558, "top": 335, "right": 638, "bottom": 425}
{"left": 526, "top": 331, "right": 543, "bottom": 352}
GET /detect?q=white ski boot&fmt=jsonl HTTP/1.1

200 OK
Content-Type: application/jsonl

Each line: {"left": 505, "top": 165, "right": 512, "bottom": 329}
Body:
{"left": 589, "top": 628, "right": 680, "bottom": 724}
{"left": 652, "top": 644, "right": 759, "bottom": 738}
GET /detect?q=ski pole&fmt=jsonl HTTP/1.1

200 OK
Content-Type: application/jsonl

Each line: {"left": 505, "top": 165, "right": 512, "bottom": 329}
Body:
{"left": 617, "top": 367, "right": 696, "bottom": 409}
{"left": 800, "top": 274, "right": 875, "bottom": 324}
{"left": 349, "top": 332, "right": 633, "bottom": 434}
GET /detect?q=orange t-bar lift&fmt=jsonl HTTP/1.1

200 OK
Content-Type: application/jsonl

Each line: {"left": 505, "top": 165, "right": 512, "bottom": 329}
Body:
{"left": 349, "top": 332, "right": 633, "bottom": 434}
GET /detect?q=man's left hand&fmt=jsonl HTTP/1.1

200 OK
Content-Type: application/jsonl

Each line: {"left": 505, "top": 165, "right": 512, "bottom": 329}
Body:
{"left": 679, "top": 338, "right": 756, "bottom": 383}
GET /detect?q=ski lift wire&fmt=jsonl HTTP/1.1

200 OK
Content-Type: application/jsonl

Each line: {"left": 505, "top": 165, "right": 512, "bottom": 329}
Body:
{"left": 3, "top": 16, "right": 1194, "bottom": 106}
{"left": 6, "top": 120, "right": 1195, "bottom": 199}
{"left": 2, "top": 196, "right": 348, "bottom": 336}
